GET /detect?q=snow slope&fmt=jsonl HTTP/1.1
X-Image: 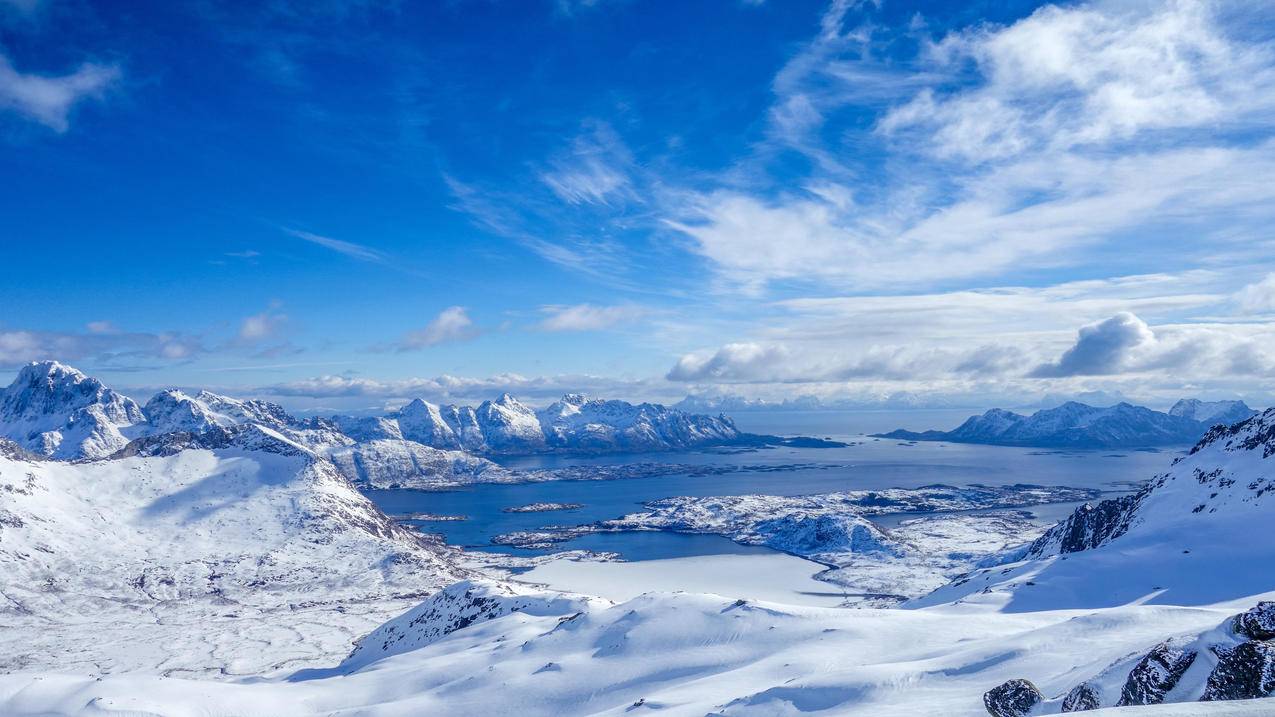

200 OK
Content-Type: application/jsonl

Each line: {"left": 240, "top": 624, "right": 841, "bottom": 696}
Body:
{"left": 1, "top": 588, "right": 1270, "bottom": 716}
{"left": 914, "top": 407, "right": 1275, "bottom": 613}
{"left": 0, "top": 437, "right": 466, "bottom": 676}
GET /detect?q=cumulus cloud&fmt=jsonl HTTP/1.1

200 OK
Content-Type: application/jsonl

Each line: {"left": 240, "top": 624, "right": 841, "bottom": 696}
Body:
{"left": 399, "top": 306, "right": 477, "bottom": 350}
{"left": 538, "top": 304, "right": 647, "bottom": 332}
{"left": 0, "top": 54, "right": 119, "bottom": 132}
{"left": 667, "top": 343, "right": 791, "bottom": 382}
{"left": 1031, "top": 312, "right": 1155, "bottom": 377}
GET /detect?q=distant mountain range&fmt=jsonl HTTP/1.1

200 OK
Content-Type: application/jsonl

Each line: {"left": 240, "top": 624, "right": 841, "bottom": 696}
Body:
{"left": 874, "top": 399, "right": 1258, "bottom": 449}
{"left": 0, "top": 361, "right": 811, "bottom": 463}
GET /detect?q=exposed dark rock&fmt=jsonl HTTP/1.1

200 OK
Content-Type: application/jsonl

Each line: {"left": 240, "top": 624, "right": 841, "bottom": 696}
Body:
{"left": 1234, "top": 602, "right": 1275, "bottom": 641}
{"left": 1061, "top": 682, "right": 1100, "bottom": 712}
{"left": 1202, "top": 640, "right": 1275, "bottom": 701}
{"left": 1117, "top": 642, "right": 1197, "bottom": 706}
{"left": 983, "top": 678, "right": 1042, "bottom": 717}
{"left": 1027, "top": 492, "right": 1142, "bottom": 557}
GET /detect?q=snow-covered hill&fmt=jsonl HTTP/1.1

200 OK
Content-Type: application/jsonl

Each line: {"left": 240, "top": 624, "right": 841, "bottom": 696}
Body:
{"left": 0, "top": 361, "right": 145, "bottom": 459}
{"left": 0, "top": 431, "right": 467, "bottom": 676}
{"left": 2, "top": 584, "right": 1270, "bottom": 716}
{"left": 878, "top": 399, "right": 1257, "bottom": 449}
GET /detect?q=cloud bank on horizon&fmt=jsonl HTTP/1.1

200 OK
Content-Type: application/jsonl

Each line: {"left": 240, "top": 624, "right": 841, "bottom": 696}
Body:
{"left": 2, "top": 0, "right": 1274, "bottom": 410}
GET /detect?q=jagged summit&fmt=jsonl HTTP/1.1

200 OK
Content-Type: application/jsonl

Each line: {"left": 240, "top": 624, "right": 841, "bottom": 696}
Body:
{"left": 0, "top": 360, "right": 145, "bottom": 459}
{"left": 0, "top": 363, "right": 751, "bottom": 463}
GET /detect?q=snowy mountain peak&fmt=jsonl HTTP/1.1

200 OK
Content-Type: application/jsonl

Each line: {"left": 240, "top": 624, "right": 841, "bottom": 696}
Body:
{"left": 0, "top": 360, "right": 145, "bottom": 460}
{"left": 1169, "top": 398, "right": 1256, "bottom": 427}
{"left": 144, "top": 388, "right": 295, "bottom": 436}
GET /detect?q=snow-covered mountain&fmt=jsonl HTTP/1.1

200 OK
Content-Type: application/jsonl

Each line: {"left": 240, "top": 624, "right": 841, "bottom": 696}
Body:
{"left": 0, "top": 361, "right": 146, "bottom": 459}
{"left": 957, "top": 403, "right": 1275, "bottom": 713}
{"left": 1168, "top": 398, "right": 1257, "bottom": 427}
{"left": 877, "top": 399, "right": 1257, "bottom": 449}
{"left": 361, "top": 392, "right": 743, "bottom": 455}
{"left": 329, "top": 439, "right": 510, "bottom": 489}
{"left": 917, "top": 406, "right": 1275, "bottom": 612}
{"left": 0, "top": 425, "right": 467, "bottom": 676}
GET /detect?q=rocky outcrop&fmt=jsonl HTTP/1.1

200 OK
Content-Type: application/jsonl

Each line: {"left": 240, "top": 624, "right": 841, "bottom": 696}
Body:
{"left": 1117, "top": 641, "right": 1196, "bottom": 706}
{"left": 1061, "top": 682, "right": 1099, "bottom": 712}
{"left": 1235, "top": 602, "right": 1275, "bottom": 641}
{"left": 341, "top": 581, "right": 599, "bottom": 672}
{"left": 982, "top": 678, "right": 1042, "bottom": 717}
{"left": 1025, "top": 492, "right": 1142, "bottom": 557}
{"left": 1202, "top": 640, "right": 1275, "bottom": 701}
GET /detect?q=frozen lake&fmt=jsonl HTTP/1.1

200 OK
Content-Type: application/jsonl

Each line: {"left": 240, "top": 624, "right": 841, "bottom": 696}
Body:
{"left": 365, "top": 410, "right": 1181, "bottom": 564}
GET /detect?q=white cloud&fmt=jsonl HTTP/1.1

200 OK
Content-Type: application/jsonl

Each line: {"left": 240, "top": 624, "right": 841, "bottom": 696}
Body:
{"left": 1236, "top": 274, "right": 1275, "bottom": 314}
{"left": 880, "top": 0, "right": 1274, "bottom": 161}
{"left": 284, "top": 228, "right": 387, "bottom": 263}
{"left": 400, "top": 306, "right": 477, "bottom": 350}
{"left": 662, "top": 1, "right": 1275, "bottom": 291}
{"left": 0, "top": 328, "right": 205, "bottom": 368}
{"left": 667, "top": 342, "right": 791, "bottom": 382}
{"left": 237, "top": 305, "right": 288, "bottom": 344}
{"left": 86, "top": 321, "right": 118, "bottom": 334}
{"left": 538, "top": 304, "right": 647, "bottom": 332}
{"left": 540, "top": 122, "right": 635, "bottom": 206}
{"left": 261, "top": 371, "right": 658, "bottom": 404}
{"left": 0, "top": 55, "right": 119, "bottom": 132}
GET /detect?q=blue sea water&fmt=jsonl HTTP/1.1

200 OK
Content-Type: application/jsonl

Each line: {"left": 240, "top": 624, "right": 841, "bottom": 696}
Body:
{"left": 365, "top": 410, "right": 1181, "bottom": 561}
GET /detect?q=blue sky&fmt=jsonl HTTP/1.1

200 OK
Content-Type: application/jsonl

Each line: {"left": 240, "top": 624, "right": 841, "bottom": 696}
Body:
{"left": 3, "top": 0, "right": 1275, "bottom": 410}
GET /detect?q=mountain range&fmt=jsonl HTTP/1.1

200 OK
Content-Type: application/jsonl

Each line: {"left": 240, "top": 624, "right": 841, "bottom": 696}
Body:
{"left": 0, "top": 361, "right": 755, "bottom": 463}
{"left": 4, "top": 393, "right": 1275, "bottom": 714}
{"left": 876, "top": 399, "right": 1258, "bottom": 449}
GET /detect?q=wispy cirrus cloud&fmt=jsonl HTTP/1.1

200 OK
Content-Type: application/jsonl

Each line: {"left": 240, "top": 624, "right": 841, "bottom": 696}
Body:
{"left": 537, "top": 303, "right": 648, "bottom": 332}
{"left": 283, "top": 228, "right": 388, "bottom": 263}
{"left": 540, "top": 121, "right": 636, "bottom": 206}
{"left": 663, "top": 0, "right": 1275, "bottom": 291}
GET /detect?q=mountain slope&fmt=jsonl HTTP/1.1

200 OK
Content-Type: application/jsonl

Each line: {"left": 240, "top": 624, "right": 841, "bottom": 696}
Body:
{"left": 0, "top": 434, "right": 467, "bottom": 676}
{"left": 0, "top": 361, "right": 145, "bottom": 459}
{"left": 878, "top": 399, "right": 1256, "bottom": 449}
{"left": 914, "top": 407, "right": 1275, "bottom": 612}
